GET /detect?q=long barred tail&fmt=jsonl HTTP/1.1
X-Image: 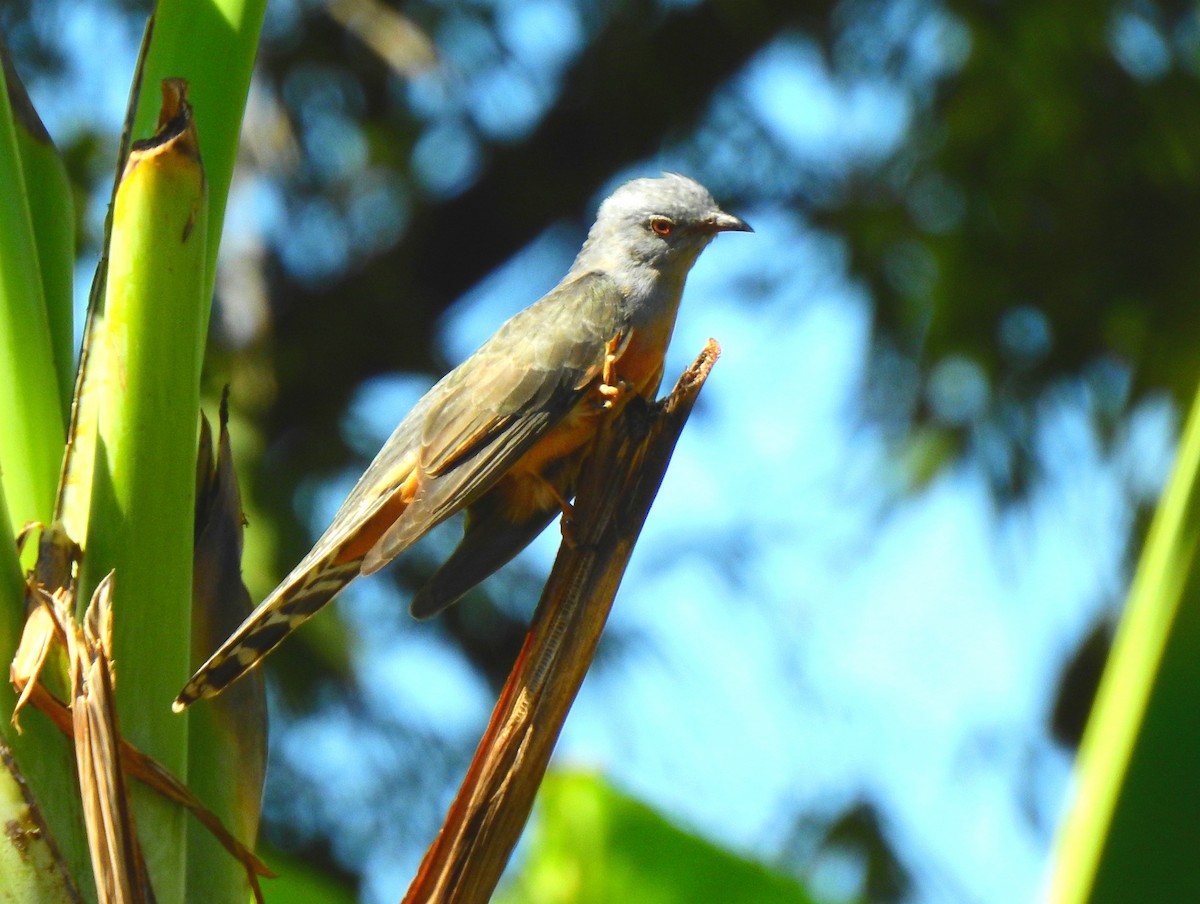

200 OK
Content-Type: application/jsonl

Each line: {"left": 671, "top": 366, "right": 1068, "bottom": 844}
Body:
{"left": 173, "top": 557, "right": 363, "bottom": 711}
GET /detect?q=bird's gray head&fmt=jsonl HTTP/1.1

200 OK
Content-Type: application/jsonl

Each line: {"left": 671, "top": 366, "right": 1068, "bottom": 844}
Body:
{"left": 572, "top": 173, "right": 752, "bottom": 279}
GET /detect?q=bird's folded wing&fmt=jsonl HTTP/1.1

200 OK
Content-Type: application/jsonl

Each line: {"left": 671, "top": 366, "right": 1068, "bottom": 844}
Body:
{"left": 359, "top": 270, "right": 628, "bottom": 572}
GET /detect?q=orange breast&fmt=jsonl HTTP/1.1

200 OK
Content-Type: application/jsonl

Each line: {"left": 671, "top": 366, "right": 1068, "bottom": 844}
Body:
{"left": 510, "top": 325, "right": 670, "bottom": 480}
{"left": 616, "top": 324, "right": 671, "bottom": 397}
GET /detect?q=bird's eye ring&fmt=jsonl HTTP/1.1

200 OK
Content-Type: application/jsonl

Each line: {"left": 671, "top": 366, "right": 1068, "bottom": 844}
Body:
{"left": 649, "top": 217, "right": 674, "bottom": 236}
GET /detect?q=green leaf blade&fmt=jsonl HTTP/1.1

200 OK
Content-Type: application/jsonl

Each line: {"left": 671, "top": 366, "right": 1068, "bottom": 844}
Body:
{"left": 79, "top": 81, "right": 210, "bottom": 904}
{"left": 1046, "top": 380, "right": 1200, "bottom": 902}
{"left": 0, "top": 48, "right": 67, "bottom": 541}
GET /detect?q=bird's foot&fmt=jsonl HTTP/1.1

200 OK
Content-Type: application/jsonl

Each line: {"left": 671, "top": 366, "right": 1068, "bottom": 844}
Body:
{"left": 597, "top": 380, "right": 630, "bottom": 410}
{"left": 599, "top": 335, "right": 630, "bottom": 410}
{"left": 559, "top": 513, "right": 579, "bottom": 549}
{"left": 552, "top": 492, "right": 578, "bottom": 548}
{"left": 537, "top": 478, "right": 578, "bottom": 548}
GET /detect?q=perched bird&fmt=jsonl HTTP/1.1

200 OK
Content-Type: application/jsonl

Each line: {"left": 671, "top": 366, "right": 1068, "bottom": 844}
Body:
{"left": 174, "top": 173, "right": 751, "bottom": 711}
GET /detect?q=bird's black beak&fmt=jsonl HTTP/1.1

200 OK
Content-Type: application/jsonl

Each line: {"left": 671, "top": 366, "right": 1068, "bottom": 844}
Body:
{"left": 708, "top": 210, "right": 753, "bottom": 234}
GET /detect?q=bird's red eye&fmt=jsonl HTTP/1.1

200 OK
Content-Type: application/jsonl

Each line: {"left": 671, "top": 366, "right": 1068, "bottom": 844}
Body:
{"left": 650, "top": 217, "right": 674, "bottom": 236}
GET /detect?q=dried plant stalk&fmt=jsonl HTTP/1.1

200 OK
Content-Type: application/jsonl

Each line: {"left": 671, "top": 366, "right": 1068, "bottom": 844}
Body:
{"left": 69, "top": 573, "right": 152, "bottom": 904}
{"left": 405, "top": 340, "right": 721, "bottom": 904}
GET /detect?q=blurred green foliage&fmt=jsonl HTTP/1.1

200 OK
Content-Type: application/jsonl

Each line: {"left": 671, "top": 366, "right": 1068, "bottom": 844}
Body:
{"left": 839, "top": 0, "right": 1200, "bottom": 489}
{"left": 498, "top": 770, "right": 820, "bottom": 904}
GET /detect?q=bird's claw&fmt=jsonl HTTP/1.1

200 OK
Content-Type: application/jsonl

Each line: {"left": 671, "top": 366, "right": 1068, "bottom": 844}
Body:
{"left": 559, "top": 513, "right": 579, "bottom": 549}
{"left": 598, "top": 336, "right": 630, "bottom": 409}
{"left": 597, "top": 379, "right": 629, "bottom": 409}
